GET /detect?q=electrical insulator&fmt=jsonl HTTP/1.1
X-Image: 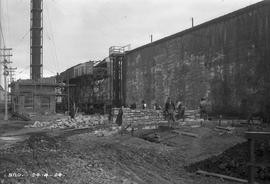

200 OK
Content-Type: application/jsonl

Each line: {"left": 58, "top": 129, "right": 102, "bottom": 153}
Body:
{"left": 4, "top": 71, "right": 9, "bottom": 76}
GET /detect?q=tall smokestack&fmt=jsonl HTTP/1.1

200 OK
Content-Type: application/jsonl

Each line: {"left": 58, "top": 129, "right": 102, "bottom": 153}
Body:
{"left": 30, "top": 0, "right": 43, "bottom": 80}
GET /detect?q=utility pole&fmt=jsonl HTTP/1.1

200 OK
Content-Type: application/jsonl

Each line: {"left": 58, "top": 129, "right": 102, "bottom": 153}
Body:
{"left": 150, "top": 34, "right": 153, "bottom": 43}
{"left": 0, "top": 48, "right": 12, "bottom": 121}
{"left": 8, "top": 67, "right": 17, "bottom": 85}
{"left": 0, "top": 0, "right": 3, "bottom": 88}
{"left": 67, "top": 78, "right": 70, "bottom": 114}
{"left": 191, "top": 17, "right": 194, "bottom": 27}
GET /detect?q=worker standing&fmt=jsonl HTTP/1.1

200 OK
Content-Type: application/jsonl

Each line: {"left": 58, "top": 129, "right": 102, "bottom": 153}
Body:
{"left": 130, "top": 102, "right": 136, "bottom": 109}
{"left": 142, "top": 100, "right": 147, "bottom": 109}
{"left": 116, "top": 106, "right": 123, "bottom": 126}
{"left": 165, "top": 97, "right": 175, "bottom": 128}
{"left": 199, "top": 98, "right": 208, "bottom": 120}
{"left": 176, "top": 101, "right": 185, "bottom": 121}
{"left": 154, "top": 103, "right": 161, "bottom": 110}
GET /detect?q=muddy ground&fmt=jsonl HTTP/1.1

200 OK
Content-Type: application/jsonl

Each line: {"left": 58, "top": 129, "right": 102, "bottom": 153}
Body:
{"left": 0, "top": 119, "right": 267, "bottom": 184}
{"left": 187, "top": 141, "right": 270, "bottom": 182}
{"left": 186, "top": 125, "right": 270, "bottom": 183}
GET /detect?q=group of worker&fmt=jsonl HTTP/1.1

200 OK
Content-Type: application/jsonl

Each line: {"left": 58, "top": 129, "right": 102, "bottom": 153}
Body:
{"left": 164, "top": 97, "right": 185, "bottom": 123}
{"left": 163, "top": 97, "right": 208, "bottom": 123}
{"left": 129, "top": 98, "right": 208, "bottom": 121}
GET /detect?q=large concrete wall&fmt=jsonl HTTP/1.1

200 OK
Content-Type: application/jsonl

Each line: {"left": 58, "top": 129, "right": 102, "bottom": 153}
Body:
{"left": 125, "top": 1, "right": 270, "bottom": 116}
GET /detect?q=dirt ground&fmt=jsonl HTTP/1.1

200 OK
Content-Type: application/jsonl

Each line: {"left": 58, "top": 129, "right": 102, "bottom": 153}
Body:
{"left": 0, "top": 118, "right": 262, "bottom": 184}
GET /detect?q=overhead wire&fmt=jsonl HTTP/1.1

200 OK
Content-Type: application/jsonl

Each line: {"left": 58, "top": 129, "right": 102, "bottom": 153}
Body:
{"left": 16, "top": 65, "right": 30, "bottom": 78}
{"left": 44, "top": 0, "right": 60, "bottom": 74}
{"left": 12, "top": 29, "right": 30, "bottom": 48}
{"left": 44, "top": 68, "right": 57, "bottom": 76}
{"left": 0, "top": 0, "right": 10, "bottom": 47}
{"left": 5, "top": 0, "right": 10, "bottom": 44}
{"left": 43, "top": 27, "right": 57, "bottom": 76}
{"left": 47, "top": 0, "right": 113, "bottom": 63}
{"left": 0, "top": 0, "right": 5, "bottom": 47}
{"left": 43, "top": 16, "right": 58, "bottom": 77}
{"left": 0, "top": 22, "right": 5, "bottom": 47}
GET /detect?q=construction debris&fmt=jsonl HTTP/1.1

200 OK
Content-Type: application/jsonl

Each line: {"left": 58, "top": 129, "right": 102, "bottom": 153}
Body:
{"left": 196, "top": 170, "right": 248, "bottom": 183}
{"left": 25, "top": 114, "right": 108, "bottom": 129}
{"left": 12, "top": 112, "right": 31, "bottom": 121}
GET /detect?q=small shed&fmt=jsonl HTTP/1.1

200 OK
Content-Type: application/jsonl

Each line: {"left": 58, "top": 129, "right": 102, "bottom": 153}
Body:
{"left": 10, "top": 78, "right": 57, "bottom": 114}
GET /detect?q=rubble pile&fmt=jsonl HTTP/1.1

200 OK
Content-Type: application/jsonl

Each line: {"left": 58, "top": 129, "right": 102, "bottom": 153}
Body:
{"left": 25, "top": 115, "right": 108, "bottom": 129}
{"left": 113, "top": 108, "right": 165, "bottom": 127}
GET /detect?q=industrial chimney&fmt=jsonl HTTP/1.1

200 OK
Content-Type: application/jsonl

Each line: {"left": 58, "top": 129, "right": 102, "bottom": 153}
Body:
{"left": 30, "top": 0, "right": 43, "bottom": 80}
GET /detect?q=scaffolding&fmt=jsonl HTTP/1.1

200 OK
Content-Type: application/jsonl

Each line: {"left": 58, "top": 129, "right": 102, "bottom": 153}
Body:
{"left": 109, "top": 45, "right": 130, "bottom": 107}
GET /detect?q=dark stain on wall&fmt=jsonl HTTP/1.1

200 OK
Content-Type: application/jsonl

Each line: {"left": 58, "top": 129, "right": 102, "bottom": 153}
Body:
{"left": 124, "top": 1, "right": 270, "bottom": 117}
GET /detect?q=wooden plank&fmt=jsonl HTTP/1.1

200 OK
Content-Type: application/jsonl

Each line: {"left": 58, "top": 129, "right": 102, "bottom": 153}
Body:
{"left": 248, "top": 138, "right": 255, "bottom": 184}
{"left": 172, "top": 130, "right": 199, "bottom": 138}
{"left": 196, "top": 170, "right": 248, "bottom": 183}
{"left": 215, "top": 126, "right": 234, "bottom": 131}
{"left": 245, "top": 131, "right": 270, "bottom": 140}
{"left": 159, "top": 134, "right": 179, "bottom": 142}
{"left": 247, "top": 162, "right": 270, "bottom": 168}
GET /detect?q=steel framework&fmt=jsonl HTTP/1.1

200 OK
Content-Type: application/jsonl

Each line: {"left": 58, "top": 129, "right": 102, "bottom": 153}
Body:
{"left": 109, "top": 45, "right": 130, "bottom": 107}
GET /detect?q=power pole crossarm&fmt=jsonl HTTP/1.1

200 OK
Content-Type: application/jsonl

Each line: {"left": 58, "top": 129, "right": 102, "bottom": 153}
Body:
{"left": 0, "top": 48, "right": 13, "bottom": 120}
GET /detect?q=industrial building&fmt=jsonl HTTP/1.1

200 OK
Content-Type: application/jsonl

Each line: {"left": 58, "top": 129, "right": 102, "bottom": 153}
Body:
{"left": 123, "top": 1, "right": 270, "bottom": 117}
{"left": 58, "top": 44, "right": 132, "bottom": 114}
{"left": 10, "top": 78, "right": 57, "bottom": 114}
{"left": 10, "top": 0, "right": 58, "bottom": 116}
{"left": 9, "top": 0, "right": 270, "bottom": 119}
{"left": 59, "top": 59, "right": 111, "bottom": 114}
{"left": 56, "top": 1, "right": 270, "bottom": 119}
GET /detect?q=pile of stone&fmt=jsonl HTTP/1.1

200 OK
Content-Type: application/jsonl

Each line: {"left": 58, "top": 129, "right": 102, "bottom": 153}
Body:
{"left": 25, "top": 114, "right": 108, "bottom": 129}
{"left": 112, "top": 108, "right": 165, "bottom": 128}
{"left": 184, "top": 109, "right": 200, "bottom": 121}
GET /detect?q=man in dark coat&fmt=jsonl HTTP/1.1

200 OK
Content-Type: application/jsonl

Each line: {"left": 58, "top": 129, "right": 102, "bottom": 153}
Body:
{"left": 130, "top": 102, "right": 136, "bottom": 110}
{"left": 116, "top": 107, "right": 123, "bottom": 126}
{"left": 199, "top": 98, "right": 207, "bottom": 120}
{"left": 165, "top": 97, "right": 175, "bottom": 127}
{"left": 176, "top": 101, "right": 185, "bottom": 121}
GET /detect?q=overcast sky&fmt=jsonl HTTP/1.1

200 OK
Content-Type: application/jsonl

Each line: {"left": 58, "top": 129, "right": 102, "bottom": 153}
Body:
{"left": 0, "top": 0, "right": 262, "bottom": 80}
